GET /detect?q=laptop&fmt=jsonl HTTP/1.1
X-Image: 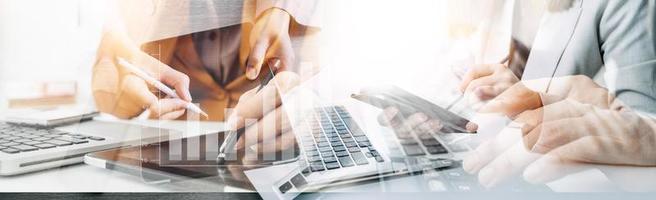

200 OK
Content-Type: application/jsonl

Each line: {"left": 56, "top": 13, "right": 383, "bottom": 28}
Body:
{"left": 235, "top": 76, "right": 478, "bottom": 199}
{"left": 0, "top": 120, "right": 179, "bottom": 175}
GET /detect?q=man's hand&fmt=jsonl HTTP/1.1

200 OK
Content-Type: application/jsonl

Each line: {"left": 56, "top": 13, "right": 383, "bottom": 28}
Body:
{"left": 227, "top": 71, "right": 300, "bottom": 153}
{"left": 479, "top": 75, "right": 613, "bottom": 118}
{"left": 93, "top": 31, "right": 192, "bottom": 120}
{"left": 459, "top": 64, "right": 520, "bottom": 101}
{"left": 245, "top": 8, "right": 294, "bottom": 80}
{"left": 461, "top": 75, "right": 656, "bottom": 187}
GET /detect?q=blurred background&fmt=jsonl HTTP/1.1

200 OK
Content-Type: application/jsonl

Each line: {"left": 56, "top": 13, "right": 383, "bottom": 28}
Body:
{"left": 0, "top": 0, "right": 512, "bottom": 113}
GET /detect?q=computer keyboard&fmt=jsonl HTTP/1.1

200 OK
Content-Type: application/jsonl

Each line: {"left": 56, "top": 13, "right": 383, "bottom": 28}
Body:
{"left": 298, "top": 106, "right": 384, "bottom": 173}
{"left": 394, "top": 123, "right": 448, "bottom": 156}
{"left": 0, "top": 123, "right": 105, "bottom": 154}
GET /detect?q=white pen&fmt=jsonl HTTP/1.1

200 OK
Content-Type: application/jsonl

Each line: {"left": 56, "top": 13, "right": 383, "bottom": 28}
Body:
{"left": 117, "top": 57, "right": 209, "bottom": 118}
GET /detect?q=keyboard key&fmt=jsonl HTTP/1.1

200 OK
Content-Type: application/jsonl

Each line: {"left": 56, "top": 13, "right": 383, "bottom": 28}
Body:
{"left": 335, "top": 151, "right": 349, "bottom": 157}
{"left": 301, "top": 167, "right": 311, "bottom": 175}
{"left": 306, "top": 151, "right": 320, "bottom": 157}
{"left": 370, "top": 150, "right": 380, "bottom": 157}
{"left": 421, "top": 139, "right": 442, "bottom": 146}
{"left": 351, "top": 152, "right": 369, "bottom": 165}
{"left": 323, "top": 156, "right": 337, "bottom": 163}
{"left": 58, "top": 137, "right": 89, "bottom": 144}
{"left": 329, "top": 137, "right": 341, "bottom": 142}
{"left": 13, "top": 145, "right": 38, "bottom": 152}
{"left": 87, "top": 136, "right": 105, "bottom": 141}
{"left": 48, "top": 130, "right": 68, "bottom": 135}
{"left": 342, "top": 138, "right": 354, "bottom": 143}
{"left": 358, "top": 141, "right": 371, "bottom": 147}
{"left": 426, "top": 146, "right": 448, "bottom": 154}
{"left": 321, "top": 152, "right": 335, "bottom": 158}
{"left": 1, "top": 142, "right": 20, "bottom": 147}
{"left": 347, "top": 147, "right": 361, "bottom": 153}
{"left": 4, "top": 136, "right": 21, "bottom": 141}
{"left": 47, "top": 140, "right": 73, "bottom": 146}
{"left": 317, "top": 142, "right": 330, "bottom": 147}
{"left": 1, "top": 148, "right": 19, "bottom": 154}
{"left": 318, "top": 147, "right": 333, "bottom": 152}
{"left": 22, "top": 135, "right": 39, "bottom": 139}
{"left": 344, "top": 142, "right": 358, "bottom": 147}
{"left": 290, "top": 174, "right": 308, "bottom": 188}
{"left": 338, "top": 156, "right": 354, "bottom": 167}
{"left": 374, "top": 156, "right": 385, "bottom": 162}
{"left": 330, "top": 141, "right": 343, "bottom": 147}
{"left": 13, "top": 139, "right": 32, "bottom": 143}
{"left": 333, "top": 146, "right": 346, "bottom": 152}
{"left": 310, "top": 164, "right": 325, "bottom": 172}
{"left": 365, "top": 152, "right": 373, "bottom": 158}
{"left": 34, "top": 143, "right": 56, "bottom": 149}
{"left": 23, "top": 141, "right": 42, "bottom": 146}
{"left": 325, "top": 162, "right": 341, "bottom": 170}
{"left": 354, "top": 136, "right": 369, "bottom": 142}
{"left": 278, "top": 182, "right": 293, "bottom": 194}
{"left": 308, "top": 156, "right": 322, "bottom": 162}
{"left": 32, "top": 137, "right": 51, "bottom": 141}
{"left": 399, "top": 139, "right": 418, "bottom": 145}
{"left": 403, "top": 145, "right": 426, "bottom": 156}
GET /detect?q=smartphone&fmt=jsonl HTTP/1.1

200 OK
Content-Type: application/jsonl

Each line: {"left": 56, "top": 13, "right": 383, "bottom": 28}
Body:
{"left": 352, "top": 85, "right": 475, "bottom": 133}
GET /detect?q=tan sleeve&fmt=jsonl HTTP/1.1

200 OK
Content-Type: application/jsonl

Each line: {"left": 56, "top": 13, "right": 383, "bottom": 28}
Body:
{"left": 255, "top": 0, "right": 322, "bottom": 28}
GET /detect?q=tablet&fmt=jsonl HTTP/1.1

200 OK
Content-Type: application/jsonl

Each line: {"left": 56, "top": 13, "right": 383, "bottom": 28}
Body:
{"left": 84, "top": 131, "right": 299, "bottom": 189}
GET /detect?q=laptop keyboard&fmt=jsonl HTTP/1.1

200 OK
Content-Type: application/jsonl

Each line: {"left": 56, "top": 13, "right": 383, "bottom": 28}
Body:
{"left": 298, "top": 106, "right": 384, "bottom": 173}
{"left": 0, "top": 123, "right": 105, "bottom": 154}
{"left": 394, "top": 124, "right": 448, "bottom": 156}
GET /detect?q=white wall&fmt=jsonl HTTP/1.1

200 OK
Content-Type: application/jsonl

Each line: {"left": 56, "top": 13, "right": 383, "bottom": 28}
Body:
{"left": 0, "top": 0, "right": 107, "bottom": 109}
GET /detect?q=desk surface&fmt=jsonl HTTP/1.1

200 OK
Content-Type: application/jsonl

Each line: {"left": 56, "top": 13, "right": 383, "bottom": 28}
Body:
{"left": 2, "top": 117, "right": 655, "bottom": 193}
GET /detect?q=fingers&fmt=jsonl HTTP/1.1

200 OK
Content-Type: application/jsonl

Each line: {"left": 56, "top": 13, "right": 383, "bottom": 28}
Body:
{"left": 147, "top": 98, "right": 189, "bottom": 120}
{"left": 522, "top": 153, "right": 590, "bottom": 184}
{"left": 246, "top": 38, "right": 269, "bottom": 80}
{"left": 113, "top": 75, "right": 159, "bottom": 118}
{"left": 465, "top": 76, "right": 498, "bottom": 94}
{"left": 397, "top": 113, "right": 429, "bottom": 134}
{"left": 472, "top": 85, "right": 507, "bottom": 101}
{"left": 459, "top": 64, "right": 496, "bottom": 92}
{"left": 266, "top": 35, "right": 295, "bottom": 72}
{"left": 232, "top": 72, "right": 300, "bottom": 128}
{"left": 377, "top": 107, "right": 400, "bottom": 127}
{"left": 525, "top": 117, "right": 590, "bottom": 154}
{"left": 463, "top": 130, "right": 522, "bottom": 174}
{"left": 478, "top": 82, "right": 543, "bottom": 117}
{"left": 514, "top": 99, "right": 593, "bottom": 133}
{"left": 238, "top": 106, "right": 292, "bottom": 149}
{"left": 158, "top": 68, "right": 192, "bottom": 102}
{"left": 475, "top": 141, "right": 541, "bottom": 188}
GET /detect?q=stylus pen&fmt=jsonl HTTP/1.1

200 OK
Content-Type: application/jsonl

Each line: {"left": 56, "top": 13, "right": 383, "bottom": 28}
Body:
{"left": 116, "top": 57, "right": 208, "bottom": 118}
{"left": 217, "top": 63, "right": 277, "bottom": 164}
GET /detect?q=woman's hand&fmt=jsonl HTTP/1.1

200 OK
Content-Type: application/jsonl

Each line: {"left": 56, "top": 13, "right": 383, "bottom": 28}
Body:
{"left": 92, "top": 31, "right": 192, "bottom": 120}
{"left": 245, "top": 8, "right": 295, "bottom": 80}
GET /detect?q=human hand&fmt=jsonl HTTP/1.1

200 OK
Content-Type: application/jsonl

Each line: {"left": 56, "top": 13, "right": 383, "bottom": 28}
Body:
{"left": 92, "top": 31, "right": 192, "bottom": 120}
{"left": 479, "top": 75, "right": 613, "bottom": 118}
{"left": 462, "top": 76, "right": 653, "bottom": 187}
{"left": 227, "top": 71, "right": 301, "bottom": 153}
{"left": 377, "top": 107, "right": 478, "bottom": 136}
{"left": 245, "top": 8, "right": 294, "bottom": 80}
{"left": 459, "top": 64, "right": 520, "bottom": 101}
